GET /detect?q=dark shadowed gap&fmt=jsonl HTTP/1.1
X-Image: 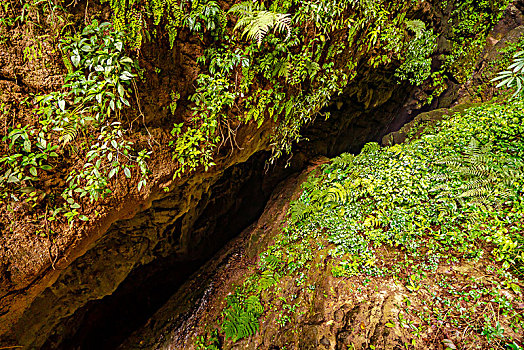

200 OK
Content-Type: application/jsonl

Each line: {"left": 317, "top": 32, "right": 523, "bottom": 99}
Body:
{"left": 41, "top": 71, "right": 426, "bottom": 350}
{"left": 41, "top": 151, "right": 299, "bottom": 350}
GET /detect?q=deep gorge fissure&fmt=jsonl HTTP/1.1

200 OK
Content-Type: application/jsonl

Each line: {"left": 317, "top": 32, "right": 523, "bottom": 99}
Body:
{"left": 7, "top": 48, "right": 458, "bottom": 347}
{"left": 36, "top": 78, "right": 427, "bottom": 350}
{"left": 3, "top": 0, "right": 523, "bottom": 348}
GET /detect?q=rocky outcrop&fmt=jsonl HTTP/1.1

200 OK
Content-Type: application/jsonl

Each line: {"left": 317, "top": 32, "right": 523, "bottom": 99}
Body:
{"left": 1, "top": 1, "right": 523, "bottom": 348}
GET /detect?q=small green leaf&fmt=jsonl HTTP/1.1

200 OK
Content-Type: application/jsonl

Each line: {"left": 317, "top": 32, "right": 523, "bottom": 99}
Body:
{"left": 117, "top": 83, "right": 125, "bottom": 97}
{"left": 124, "top": 167, "right": 131, "bottom": 178}
{"left": 109, "top": 167, "right": 118, "bottom": 178}
{"left": 23, "top": 140, "right": 31, "bottom": 152}
{"left": 71, "top": 55, "right": 80, "bottom": 67}
{"left": 7, "top": 174, "right": 19, "bottom": 183}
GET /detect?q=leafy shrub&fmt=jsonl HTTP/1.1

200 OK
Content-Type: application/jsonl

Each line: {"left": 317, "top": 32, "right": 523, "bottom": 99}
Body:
{"left": 0, "top": 125, "right": 58, "bottom": 192}
{"left": 395, "top": 20, "right": 437, "bottom": 85}
{"left": 1, "top": 20, "right": 150, "bottom": 226}
{"left": 492, "top": 51, "right": 524, "bottom": 98}
{"left": 37, "top": 20, "right": 138, "bottom": 142}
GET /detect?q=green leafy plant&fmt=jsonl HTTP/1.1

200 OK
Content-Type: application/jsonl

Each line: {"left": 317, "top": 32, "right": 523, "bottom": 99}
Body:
{"left": 229, "top": 1, "right": 291, "bottom": 46}
{"left": 221, "top": 294, "right": 263, "bottom": 342}
{"left": 0, "top": 19, "right": 151, "bottom": 227}
{"left": 395, "top": 20, "right": 437, "bottom": 85}
{"left": 442, "top": 0, "right": 509, "bottom": 83}
{"left": 184, "top": 0, "right": 226, "bottom": 36}
{"left": 64, "top": 122, "right": 150, "bottom": 204}
{"left": 195, "top": 329, "right": 220, "bottom": 350}
{"left": 37, "top": 20, "right": 138, "bottom": 144}
{"left": 0, "top": 125, "right": 58, "bottom": 190}
{"left": 492, "top": 51, "right": 524, "bottom": 98}
{"left": 481, "top": 317, "right": 505, "bottom": 343}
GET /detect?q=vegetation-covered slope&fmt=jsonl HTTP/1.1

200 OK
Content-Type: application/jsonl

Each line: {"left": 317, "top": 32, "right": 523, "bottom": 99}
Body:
{"left": 136, "top": 100, "right": 524, "bottom": 349}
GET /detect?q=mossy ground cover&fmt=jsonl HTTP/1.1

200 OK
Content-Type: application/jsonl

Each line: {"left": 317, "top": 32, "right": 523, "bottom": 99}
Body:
{"left": 203, "top": 101, "right": 524, "bottom": 349}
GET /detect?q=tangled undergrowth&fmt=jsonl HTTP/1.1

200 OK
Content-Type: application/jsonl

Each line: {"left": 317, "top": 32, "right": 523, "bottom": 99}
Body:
{"left": 0, "top": 0, "right": 508, "bottom": 237}
{"left": 202, "top": 101, "right": 524, "bottom": 349}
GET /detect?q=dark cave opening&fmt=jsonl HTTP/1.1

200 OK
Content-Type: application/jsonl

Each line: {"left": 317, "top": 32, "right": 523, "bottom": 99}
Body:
{"left": 42, "top": 151, "right": 299, "bottom": 350}
{"left": 39, "top": 74, "right": 429, "bottom": 350}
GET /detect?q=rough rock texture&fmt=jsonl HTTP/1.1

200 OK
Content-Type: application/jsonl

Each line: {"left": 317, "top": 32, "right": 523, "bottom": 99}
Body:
{"left": 1, "top": 1, "right": 523, "bottom": 348}
{"left": 381, "top": 102, "right": 480, "bottom": 146}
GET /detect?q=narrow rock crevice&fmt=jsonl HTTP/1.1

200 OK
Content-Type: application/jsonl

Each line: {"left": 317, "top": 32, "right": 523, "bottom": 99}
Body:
{"left": 17, "top": 72, "right": 421, "bottom": 349}
{"left": 14, "top": 2, "right": 524, "bottom": 341}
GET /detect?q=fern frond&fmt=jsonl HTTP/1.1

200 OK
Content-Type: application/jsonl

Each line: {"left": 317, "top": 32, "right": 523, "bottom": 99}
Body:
{"left": 289, "top": 201, "right": 310, "bottom": 223}
{"left": 325, "top": 182, "right": 349, "bottom": 204}
{"left": 456, "top": 164, "right": 491, "bottom": 178}
{"left": 406, "top": 19, "right": 426, "bottom": 39}
{"left": 228, "top": 1, "right": 256, "bottom": 16}
{"left": 465, "top": 137, "right": 481, "bottom": 157}
{"left": 437, "top": 158, "right": 463, "bottom": 168}
{"left": 331, "top": 153, "right": 355, "bottom": 169}
{"left": 221, "top": 295, "right": 262, "bottom": 342}
{"left": 261, "top": 254, "right": 281, "bottom": 270}
{"left": 245, "top": 295, "right": 263, "bottom": 314}
{"left": 257, "top": 270, "right": 279, "bottom": 291}
{"left": 302, "top": 175, "right": 322, "bottom": 192}
{"left": 361, "top": 142, "right": 380, "bottom": 154}
{"left": 433, "top": 137, "right": 518, "bottom": 208}
{"left": 54, "top": 118, "right": 80, "bottom": 144}
{"left": 230, "top": 2, "right": 291, "bottom": 46}
{"left": 459, "top": 186, "right": 492, "bottom": 199}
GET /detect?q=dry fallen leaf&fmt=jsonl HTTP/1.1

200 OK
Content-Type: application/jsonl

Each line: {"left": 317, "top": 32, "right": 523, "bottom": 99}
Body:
{"left": 442, "top": 339, "right": 457, "bottom": 350}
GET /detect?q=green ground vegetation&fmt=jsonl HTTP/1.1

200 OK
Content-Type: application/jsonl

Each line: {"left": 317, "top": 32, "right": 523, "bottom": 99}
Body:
{"left": 211, "top": 98, "right": 524, "bottom": 348}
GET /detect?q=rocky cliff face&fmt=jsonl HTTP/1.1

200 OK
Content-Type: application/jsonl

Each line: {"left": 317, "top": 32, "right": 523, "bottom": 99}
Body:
{"left": 3, "top": 69, "right": 421, "bottom": 349}
{"left": 0, "top": 1, "right": 521, "bottom": 348}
